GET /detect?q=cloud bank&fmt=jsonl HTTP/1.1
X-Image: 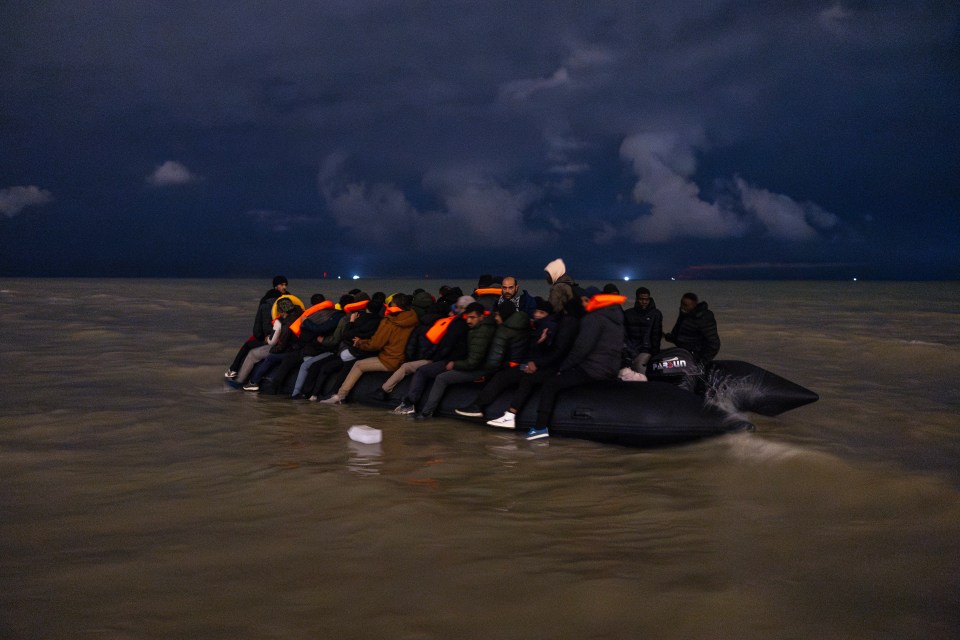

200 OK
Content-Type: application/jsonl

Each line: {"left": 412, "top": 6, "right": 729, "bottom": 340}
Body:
{"left": 0, "top": 186, "right": 54, "bottom": 218}
{"left": 146, "top": 161, "right": 199, "bottom": 187}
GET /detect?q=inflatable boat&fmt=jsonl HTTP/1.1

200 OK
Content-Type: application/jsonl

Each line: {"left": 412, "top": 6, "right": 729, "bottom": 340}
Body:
{"left": 237, "top": 348, "right": 819, "bottom": 448}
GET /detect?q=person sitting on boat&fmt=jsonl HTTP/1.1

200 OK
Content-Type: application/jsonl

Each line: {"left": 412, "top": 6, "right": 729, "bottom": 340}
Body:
{"left": 305, "top": 292, "right": 379, "bottom": 401}
{"left": 225, "top": 275, "right": 290, "bottom": 379}
{"left": 285, "top": 294, "right": 351, "bottom": 399}
{"left": 252, "top": 293, "right": 330, "bottom": 394}
{"left": 496, "top": 276, "right": 537, "bottom": 318}
{"left": 544, "top": 258, "right": 578, "bottom": 314}
{"left": 319, "top": 294, "right": 419, "bottom": 405}
{"left": 524, "top": 286, "right": 626, "bottom": 440}
{"left": 410, "top": 301, "right": 522, "bottom": 420}
{"left": 370, "top": 295, "right": 475, "bottom": 402}
{"left": 455, "top": 295, "right": 582, "bottom": 428}
{"left": 472, "top": 274, "right": 503, "bottom": 312}
{"left": 664, "top": 292, "right": 720, "bottom": 364}
{"left": 228, "top": 297, "right": 301, "bottom": 391}
{"left": 392, "top": 302, "right": 494, "bottom": 418}
{"left": 623, "top": 286, "right": 663, "bottom": 372}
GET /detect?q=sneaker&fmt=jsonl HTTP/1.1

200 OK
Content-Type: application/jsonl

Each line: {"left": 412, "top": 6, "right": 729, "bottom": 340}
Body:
{"left": 486, "top": 412, "right": 516, "bottom": 429}
{"left": 308, "top": 395, "right": 318, "bottom": 402}
{"left": 392, "top": 401, "right": 415, "bottom": 415}
{"left": 242, "top": 382, "right": 259, "bottom": 392}
{"left": 224, "top": 370, "right": 238, "bottom": 379}
{"left": 224, "top": 379, "right": 242, "bottom": 390}
{"left": 319, "top": 394, "right": 342, "bottom": 405}
{"left": 524, "top": 427, "right": 549, "bottom": 440}
{"left": 454, "top": 404, "right": 484, "bottom": 418}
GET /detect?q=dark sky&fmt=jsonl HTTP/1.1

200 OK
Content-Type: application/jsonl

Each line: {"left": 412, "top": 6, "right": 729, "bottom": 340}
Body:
{"left": 2, "top": 1, "right": 957, "bottom": 279}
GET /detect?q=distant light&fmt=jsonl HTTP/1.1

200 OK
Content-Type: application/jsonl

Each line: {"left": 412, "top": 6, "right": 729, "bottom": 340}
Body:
{"left": 623, "top": 276, "right": 630, "bottom": 282}
{"left": 352, "top": 274, "right": 360, "bottom": 280}
{"left": 671, "top": 277, "right": 676, "bottom": 281}
{"left": 852, "top": 277, "right": 858, "bottom": 282}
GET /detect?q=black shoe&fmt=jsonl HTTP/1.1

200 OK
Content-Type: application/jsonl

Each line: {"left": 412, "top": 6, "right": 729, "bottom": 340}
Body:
{"left": 370, "top": 388, "right": 390, "bottom": 402}
{"left": 413, "top": 412, "right": 432, "bottom": 421}
{"left": 454, "top": 404, "right": 484, "bottom": 418}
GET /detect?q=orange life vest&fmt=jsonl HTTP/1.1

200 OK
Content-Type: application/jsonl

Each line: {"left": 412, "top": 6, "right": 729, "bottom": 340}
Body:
{"left": 289, "top": 300, "right": 334, "bottom": 336}
{"left": 383, "top": 305, "right": 403, "bottom": 315}
{"left": 585, "top": 294, "right": 627, "bottom": 313}
{"left": 425, "top": 315, "right": 456, "bottom": 344}
{"left": 474, "top": 287, "right": 502, "bottom": 297}
{"left": 343, "top": 299, "right": 369, "bottom": 313}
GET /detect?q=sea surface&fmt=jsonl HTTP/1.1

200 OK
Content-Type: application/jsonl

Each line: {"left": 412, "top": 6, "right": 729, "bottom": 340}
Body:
{"left": 1, "top": 278, "right": 958, "bottom": 639}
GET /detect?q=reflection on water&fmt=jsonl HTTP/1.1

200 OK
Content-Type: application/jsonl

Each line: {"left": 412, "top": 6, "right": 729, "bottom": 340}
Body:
{"left": 1, "top": 279, "right": 959, "bottom": 639}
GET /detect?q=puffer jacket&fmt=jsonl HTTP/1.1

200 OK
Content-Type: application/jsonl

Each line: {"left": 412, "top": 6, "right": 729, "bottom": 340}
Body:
{"left": 452, "top": 315, "right": 496, "bottom": 372}
{"left": 665, "top": 301, "right": 720, "bottom": 363}
{"left": 252, "top": 289, "right": 282, "bottom": 340}
{"left": 560, "top": 296, "right": 625, "bottom": 380}
{"left": 623, "top": 298, "right": 663, "bottom": 357}
{"left": 482, "top": 311, "right": 531, "bottom": 372}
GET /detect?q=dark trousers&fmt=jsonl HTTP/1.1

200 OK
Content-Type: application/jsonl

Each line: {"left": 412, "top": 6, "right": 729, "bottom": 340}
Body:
{"left": 261, "top": 350, "right": 304, "bottom": 394}
{"left": 474, "top": 367, "right": 524, "bottom": 407}
{"left": 307, "top": 357, "right": 345, "bottom": 398}
{"left": 535, "top": 366, "right": 593, "bottom": 427}
{"left": 403, "top": 360, "right": 448, "bottom": 404}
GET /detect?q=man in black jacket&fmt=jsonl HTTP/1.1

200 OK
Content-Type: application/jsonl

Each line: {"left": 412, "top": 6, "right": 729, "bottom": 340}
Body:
{"left": 623, "top": 286, "right": 663, "bottom": 371}
{"left": 525, "top": 287, "right": 625, "bottom": 440}
{"left": 664, "top": 292, "right": 721, "bottom": 364}
{"left": 225, "top": 275, "right": 290, "bottom": 378}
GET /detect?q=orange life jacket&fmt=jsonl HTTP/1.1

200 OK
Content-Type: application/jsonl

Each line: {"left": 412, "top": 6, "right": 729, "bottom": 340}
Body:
{"left": 289, "top": 300, "right": 334, "bottom": 336}
{"left": 585, "top": 294, "right": 627, "bottom": 313}
{"left": 383, "top": 305, "right": 403, "bottom": 315}
{"left": 474, "top": 287, "right": 502, "bottom": 297}
{"left": 343, "top": 299, "right": 369, "bottom": 313}
{"left": 425, "top": 315, "right": 456, "bottom": 344}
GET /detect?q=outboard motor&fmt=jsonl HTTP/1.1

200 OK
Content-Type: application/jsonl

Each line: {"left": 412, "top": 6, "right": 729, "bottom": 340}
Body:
{"left": 646, "top": 348, "right": 703, "bottom": 392}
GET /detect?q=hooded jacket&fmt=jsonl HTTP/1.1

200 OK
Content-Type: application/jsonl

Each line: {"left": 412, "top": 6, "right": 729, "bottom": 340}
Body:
{"left": 666, "top": 301, "right": 721, "bottom": 363}
{"left": 560, "top": 295, "right": 625, "bottom": 380}
{"left": 544, "top": 258, "right": 578, "bottom": 314}
{"left": 354, "top": 309, "right": 419, "bottom": 370}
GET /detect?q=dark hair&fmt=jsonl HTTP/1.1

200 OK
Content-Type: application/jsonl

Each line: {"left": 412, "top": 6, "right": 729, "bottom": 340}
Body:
{"left": 682, "top": 292, "right": 699, "bottom": 303}
{"left": 497, "top": 300, "right": 517, "bottom": 319}
{"left": 476, "top": 274, "right": 494, "bottom": 288}
{"left": 310, "top": 293, "right": 326, "bottom": 305}
{"left": 272, "top": 275, "right": 288, "bottom": 287}
{"left": 463, "top": 302, "right": 486, "bottom": 316}
{"left": 391, "top": 293, "right": 412, "bottom": 310}
{"left": 348, "top": 288, "right": 362, "bottom": 295}
{"left": 338, "top": 294, "right": 354, "bottom": 308}
{"left": 635, "top": 287, "right": 650, "bottom": 297}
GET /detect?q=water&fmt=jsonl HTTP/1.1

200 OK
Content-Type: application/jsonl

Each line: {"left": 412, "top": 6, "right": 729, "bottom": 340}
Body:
{"left": 1, "top": 278, "right": 958, "bottom": 639}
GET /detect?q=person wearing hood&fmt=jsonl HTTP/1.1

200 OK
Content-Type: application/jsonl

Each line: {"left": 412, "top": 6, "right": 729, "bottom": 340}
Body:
{"left": 524, "top": 286, "right": 626, "bottom": 440}
{"left": 664, "top": 292, "right": 721, "bottom": 364}
{"left": 225, "top": 275, "right": 290, "bottom": 378}
{"left": 544, "top": 258, "right": 578, "bottom": 314}
{"left": 319, "top": 294, "right": 419, "bottom": 404}
{"left": 623, "top": 286, "right": 663, "bottom": 371}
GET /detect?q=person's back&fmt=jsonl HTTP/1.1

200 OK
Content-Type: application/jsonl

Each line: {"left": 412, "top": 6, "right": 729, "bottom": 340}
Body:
{"left": 483, "top": 302, "right": 530, "bottom": 373}
{"left": 561, "top": 291, "right": 625, "bottom": 381}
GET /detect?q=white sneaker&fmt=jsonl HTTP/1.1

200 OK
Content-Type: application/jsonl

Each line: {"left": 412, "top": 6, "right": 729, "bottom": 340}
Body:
{"left": 224, "top": 370, "right": 237, "bottom": 379}
{"left": 486, "top": 412, "right": 516, "bottom": 429}
{"left": 319, "top": 394, "right": 342, "bottom": 405}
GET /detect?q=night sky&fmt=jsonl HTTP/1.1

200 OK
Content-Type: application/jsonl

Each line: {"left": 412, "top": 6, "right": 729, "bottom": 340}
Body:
{"left": 2, "top": 1, "right": 957, "bottom": 280}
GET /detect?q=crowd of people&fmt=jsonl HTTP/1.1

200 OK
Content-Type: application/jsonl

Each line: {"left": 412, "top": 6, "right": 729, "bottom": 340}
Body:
{"left": 224, "top": 260, "right": 721, "bottom": 440}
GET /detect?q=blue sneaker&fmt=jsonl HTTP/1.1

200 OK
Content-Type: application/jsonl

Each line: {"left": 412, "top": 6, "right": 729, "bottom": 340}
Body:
{"left": 525, "top": 427, "right": 549, "bottom": 440}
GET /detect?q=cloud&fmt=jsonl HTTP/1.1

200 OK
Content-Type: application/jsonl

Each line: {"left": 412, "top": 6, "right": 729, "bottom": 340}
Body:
{"left": 319, "top": 154, "right": 555, "bottom": 249}
{"left": 619, "top": 132, "right": 746, "bottom": 242}
{"left": 736, "top": 178, "right": 840, "bottom": 240}
{"left": 0, "top": 185, "right": 53, "bottom": 218}
{"left": 618, "top": 132, "right": 840, "bottom": 243}
{"left": 499, "top": 67, "right": 571, "bottom": 102}
{"left": 146, "top": 161, "right": 199, "bottom": 186}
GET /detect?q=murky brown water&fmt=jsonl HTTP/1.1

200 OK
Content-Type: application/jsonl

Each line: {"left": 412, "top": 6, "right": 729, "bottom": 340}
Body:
{"left": 2, "top": 278, "right": 958, "bottom": 639}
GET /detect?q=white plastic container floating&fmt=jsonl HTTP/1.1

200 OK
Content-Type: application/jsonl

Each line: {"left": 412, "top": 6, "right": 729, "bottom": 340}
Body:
{"left": 348, "top": 425, "right": 382, "bottom": 444}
